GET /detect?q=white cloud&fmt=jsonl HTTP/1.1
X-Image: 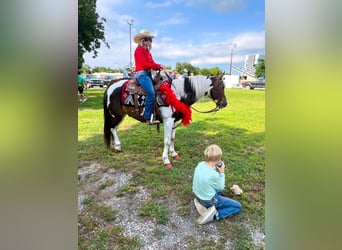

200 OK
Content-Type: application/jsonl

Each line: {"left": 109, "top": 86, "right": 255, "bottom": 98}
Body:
{"left": 84, "top": 31, "right": 263, "bottom": 69}
{"left": 179, "top": 0, "right": 245, "bottom": 12}
{"left": 159, "top": 16, "right": 188, "bottom": 26}
{"left": 153, "top": 30, "right": 264, "bottom": 66}
{"left": 82, "top": 0, "right": 264, "bottom": 69}
{"left": 232, "top": 31, "right": 265, "bottom": 50}
{"left": 84, "top": 29, "right": 264, "bottom": 69}
{"left": 145, "top": 1, "right": 173, "bottom": 8}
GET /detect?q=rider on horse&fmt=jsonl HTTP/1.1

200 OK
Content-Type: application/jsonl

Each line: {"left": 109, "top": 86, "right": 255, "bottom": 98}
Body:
{"left": 133, "top": 29, "right": 166, "bottom": 125}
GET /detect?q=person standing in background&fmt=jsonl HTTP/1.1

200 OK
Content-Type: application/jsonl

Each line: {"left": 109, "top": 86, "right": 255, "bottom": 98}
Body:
{"left": 78, "top": 70, "right": 87, "bottom": 102}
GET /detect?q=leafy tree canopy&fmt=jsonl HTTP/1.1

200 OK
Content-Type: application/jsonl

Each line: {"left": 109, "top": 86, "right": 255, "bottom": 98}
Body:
{"left": 80, "top": 65, "right": 122, "bottom": 74}
{"left": 255, "top": 59, "right": 265, "bottom": 78}
{"left": 175, "top": 62, "right": 199, "bottom": 75}
{"left": 78, "top": 0, "right": 109, "bottom": 68}
{"left": 174, "top": 62, "right": 223, "bottom": 76}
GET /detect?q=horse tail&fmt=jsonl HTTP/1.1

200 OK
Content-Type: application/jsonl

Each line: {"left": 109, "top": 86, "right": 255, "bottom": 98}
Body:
{"left": 103, "top": 90, "right": 112, "bottom": 149}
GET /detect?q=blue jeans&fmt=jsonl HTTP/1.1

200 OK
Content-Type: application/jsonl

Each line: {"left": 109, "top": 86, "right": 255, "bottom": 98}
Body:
{"left": 135, "top": 70, "right": 155, "bottom": 120}
{"left": 197, "top": 190, "right": 242, "bottom": 220}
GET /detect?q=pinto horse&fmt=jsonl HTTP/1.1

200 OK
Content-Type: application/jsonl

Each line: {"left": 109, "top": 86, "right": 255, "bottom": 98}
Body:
{"left": 103, "top": 71, "right": 227, "bottom": 167}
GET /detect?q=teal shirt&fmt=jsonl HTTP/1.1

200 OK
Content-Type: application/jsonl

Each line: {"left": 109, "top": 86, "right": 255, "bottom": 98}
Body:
{"left": 78, "top": 74, "right": 85, "bottom": 86}
{"left": 192, "top": 161, "right": 225, "bottom": 200}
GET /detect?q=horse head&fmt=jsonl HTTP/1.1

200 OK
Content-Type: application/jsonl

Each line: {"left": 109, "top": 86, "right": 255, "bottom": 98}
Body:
{"left": 209, "top": 73, "right": 228, "bottom": 109}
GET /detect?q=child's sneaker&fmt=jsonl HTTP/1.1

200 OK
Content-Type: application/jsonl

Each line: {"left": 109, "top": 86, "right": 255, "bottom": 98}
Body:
{"left": 194, "top": 198, "right": 208, "bottom": 216}
{"left": 197, "top": 206, "right": 217, "bottom": 225}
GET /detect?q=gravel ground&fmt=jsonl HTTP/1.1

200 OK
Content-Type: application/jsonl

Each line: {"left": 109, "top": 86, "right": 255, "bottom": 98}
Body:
{"left": 78, "top": 162, "right": 265, "bottom": 249}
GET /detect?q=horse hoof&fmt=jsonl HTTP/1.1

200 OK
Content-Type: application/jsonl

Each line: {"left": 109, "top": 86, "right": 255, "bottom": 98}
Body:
{"left": 164, "top": 163, "right": 172, "bottom": 168}
{"left": 173, "top": 155, "right": 180, "bottom": 159}
{"left": 114, "top": 148, "right": 121, "bottom": 153}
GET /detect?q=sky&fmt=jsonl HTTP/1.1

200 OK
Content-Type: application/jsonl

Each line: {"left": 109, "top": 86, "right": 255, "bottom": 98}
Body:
{"left": 83, "top": 0, "right": 265, "bottom": 73}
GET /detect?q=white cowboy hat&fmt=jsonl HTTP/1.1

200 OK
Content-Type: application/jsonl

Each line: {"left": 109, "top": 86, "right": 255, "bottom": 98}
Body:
{"left": 133, "top": 29, "right": 155, "bottom": 44}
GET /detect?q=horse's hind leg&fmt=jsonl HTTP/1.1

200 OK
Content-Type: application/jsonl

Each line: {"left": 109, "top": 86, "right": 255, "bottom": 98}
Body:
{"left": 110, "top": 115, "right": 125, "bottom": 153}
{"left": 111, "top": 127, "right": 122, "bottom": 153}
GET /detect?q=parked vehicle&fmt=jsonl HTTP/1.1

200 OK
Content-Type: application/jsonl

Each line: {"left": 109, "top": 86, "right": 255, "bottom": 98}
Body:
{"left": 103, "top": 75, "right": 118, "bottom": 85}
{"left": 241, "top": 76, "right": 265, "bottom": 90}
{"left": 85, "top": 74, "right": 104, "bottom": 88}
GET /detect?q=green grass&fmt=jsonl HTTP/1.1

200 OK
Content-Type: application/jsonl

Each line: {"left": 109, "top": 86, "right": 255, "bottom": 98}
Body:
{"left": 139, "top": 199, "right": 169, "bottom": 224}
{"left": 78, "top": 87, "right": 265, "bottom": 248}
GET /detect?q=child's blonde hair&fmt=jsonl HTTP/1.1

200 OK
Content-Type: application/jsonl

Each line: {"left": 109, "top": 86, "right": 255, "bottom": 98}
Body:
{"left": 204, "top": 144, "right": 222, "bottom": 162}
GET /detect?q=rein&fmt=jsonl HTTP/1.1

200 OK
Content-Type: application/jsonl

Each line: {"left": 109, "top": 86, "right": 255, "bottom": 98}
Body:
{"left": 172, "top": 121, "right": 182, "bottom": 130}
{"left": 171, "top": 105, "right": 219, "bottom": 130}
{"left": 191, "top": 105, "right": 220, "bottom": 114}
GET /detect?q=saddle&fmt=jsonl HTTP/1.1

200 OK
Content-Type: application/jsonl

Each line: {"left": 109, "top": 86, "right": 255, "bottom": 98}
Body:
{"left": 120, "top": 74, "right": 192, "bottom": 127}
{"left": 121, "top": 75, "right": 170, "bottom": 119}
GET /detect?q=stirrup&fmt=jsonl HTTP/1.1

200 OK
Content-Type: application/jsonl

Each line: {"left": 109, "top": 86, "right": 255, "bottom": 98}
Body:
{"left": 146, "top": 119, "right": 160, "bottom": 125}
{"left": 146, "top": 114, "right": 160, "bottom": 125}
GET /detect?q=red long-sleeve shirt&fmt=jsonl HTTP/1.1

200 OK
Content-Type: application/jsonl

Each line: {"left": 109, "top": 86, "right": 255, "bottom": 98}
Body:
{"left": 134, "top": 45, "right": 161, "bottom": 71}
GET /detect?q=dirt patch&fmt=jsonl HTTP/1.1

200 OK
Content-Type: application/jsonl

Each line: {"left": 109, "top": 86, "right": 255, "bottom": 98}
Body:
{"left": 78, "top": 162, "right": 265, "bottom": 249}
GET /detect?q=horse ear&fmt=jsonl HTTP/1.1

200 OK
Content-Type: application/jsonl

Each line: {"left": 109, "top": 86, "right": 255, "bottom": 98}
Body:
{"left": 215, "top": 73, "right": 221, "bottom": 79}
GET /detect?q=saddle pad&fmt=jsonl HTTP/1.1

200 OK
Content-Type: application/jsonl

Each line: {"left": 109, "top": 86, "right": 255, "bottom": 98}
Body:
{"left": 121, "top": 80, "right": 170, "bottom": 107}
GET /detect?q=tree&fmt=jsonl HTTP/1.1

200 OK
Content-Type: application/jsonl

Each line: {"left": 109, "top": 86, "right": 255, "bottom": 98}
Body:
{"left": 198, "top": 68, "right": 212, "bottom": 76}
{"left": 78, "top": 0, "right": 109, "bottom": 69}
{"left": 255, "top": 60, "right": 265, "bottom": 78}
{"left": 175, "top": 63, "right": 223, "bottom": 76}
{"left": 210, "top": 67, "right": 223, "bottom": 76}
{"left": 80, "top": 64, "right": 92, "bottom": 74}
{"left": 175, "top": 62, "right": 199, "bottom": 75}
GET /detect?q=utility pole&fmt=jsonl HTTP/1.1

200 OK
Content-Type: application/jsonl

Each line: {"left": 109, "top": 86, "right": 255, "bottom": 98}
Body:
{"left": 229, "top": 43, "right": 237, "bottom": 75}
{"left": 127, "top": 19, "right": 134, "bottom": 69}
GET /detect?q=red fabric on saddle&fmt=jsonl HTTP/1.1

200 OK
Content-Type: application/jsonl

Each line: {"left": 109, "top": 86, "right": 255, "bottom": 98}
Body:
{"left": 159, "top": 84, "right": 192, "bottom": 126}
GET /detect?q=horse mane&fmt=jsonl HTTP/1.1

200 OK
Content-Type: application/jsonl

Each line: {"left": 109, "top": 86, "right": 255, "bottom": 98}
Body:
{"left": 173, "top": 76, "right": 212, "bottom": 106}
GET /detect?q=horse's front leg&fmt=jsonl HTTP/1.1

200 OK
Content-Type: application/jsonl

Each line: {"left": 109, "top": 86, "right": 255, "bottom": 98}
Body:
{"left": 162, "top": 117, "right": 174, "bottom": 168}
{"left": 111, "top": 127, "right": 121, "bottom": 153}
{"left": 169, "top": 123, "right": 179, "bottom": 159}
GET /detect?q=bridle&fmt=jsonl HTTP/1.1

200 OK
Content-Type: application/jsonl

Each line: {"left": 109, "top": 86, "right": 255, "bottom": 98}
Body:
{"left": 191, "top": 78, "right": 224, "bottom": 114}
